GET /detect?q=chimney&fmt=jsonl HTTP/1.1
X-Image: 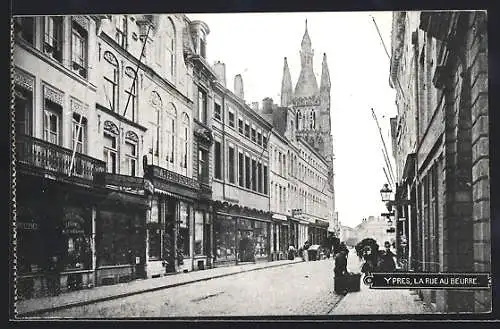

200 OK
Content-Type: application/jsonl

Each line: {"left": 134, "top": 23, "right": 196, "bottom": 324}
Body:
{"left": 251, "top": 102, "right": 259, "bottom": 112}
{"left": 234, "top": 74, "right": 244, "bottom": 100}
{"left": 213, "top": 61, "right": 226, "bottom": 87}
{"left": 262, "top": 97, "right": 273, "bottom": 113}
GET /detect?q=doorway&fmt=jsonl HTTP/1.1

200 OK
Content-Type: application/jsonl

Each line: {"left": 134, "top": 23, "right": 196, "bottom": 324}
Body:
{"left": 237, "top": 230, "right": 255, "bottom": 263}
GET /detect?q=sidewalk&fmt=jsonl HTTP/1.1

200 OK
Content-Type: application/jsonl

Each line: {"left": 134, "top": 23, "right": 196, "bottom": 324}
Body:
{"left": 16, "top": 258, "right": 303, "bottom": 317}
{"left": 330, "top": 276, "right": 433, "bottom": 315}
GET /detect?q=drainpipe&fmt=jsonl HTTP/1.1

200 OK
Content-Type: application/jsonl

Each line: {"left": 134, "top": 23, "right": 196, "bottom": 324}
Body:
{"left": 412, "top": 28, "right": 420, "bottom": 272}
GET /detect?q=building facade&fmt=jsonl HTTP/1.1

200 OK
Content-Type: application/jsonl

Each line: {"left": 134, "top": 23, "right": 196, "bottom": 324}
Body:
{"left": 211, "top": 65, "right": 273, "bottom": 266}
{"left": 13, "top": 14, "right": 215, "bottom": 299}
{"left": 389, "top": 11, "right": 490, "bottom": 313}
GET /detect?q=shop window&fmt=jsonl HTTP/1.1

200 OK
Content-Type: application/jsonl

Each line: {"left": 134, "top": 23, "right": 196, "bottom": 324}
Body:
{"left": 14, "top": 17, "right": 35, "bottom": 45}
{"left": 194, "top": 210, "right": 204, "bottom": 256}
{"left": 97, "top": 210, "right": 137, "bottom": 266}
{"left": 71, "top": 21, "right": 88, "bottom": 78}
{"left": 254, "top": 221, "right": 269, "bottom": 259}
{"left": 214, "top": 102, "right": 221, "bottom": 121}
{"left": 214, "top": 215, "right": 236, "bottom": 261}
{"left": 178, "top": 202, "right": 190, "bottom": 258}
{"left": 228, "top": 146, "right": 235, "bottom": 183}
{"left": 43, "top": 16, "right": 63, "bottom": 63}
{"left": 61, "top": 206, "right": 92, "bottom": 271}
{"left": 147, "top": 198, "right": 161, "bottom": 261}
{"left": 214, "top": 141, "right": 222, "bottom": 179}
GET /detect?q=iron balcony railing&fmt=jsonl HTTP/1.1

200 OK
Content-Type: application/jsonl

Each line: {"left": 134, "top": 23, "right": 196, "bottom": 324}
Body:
{"left": 16, "top": 134, "right": 106, "bottom": 184}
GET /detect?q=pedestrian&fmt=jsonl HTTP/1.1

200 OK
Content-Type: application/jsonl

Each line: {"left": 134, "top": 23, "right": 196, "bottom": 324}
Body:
{"left": 333, "top": 243, "right": 349, "bottom": 295}
{"left": 360, "top": 245, "right": 377, "bottom": 275}
{"left": 46, "top": 255, "right": 61, "bottom": 296}
{"left": 377, "top": 241, "right": 396, "bottom": 272}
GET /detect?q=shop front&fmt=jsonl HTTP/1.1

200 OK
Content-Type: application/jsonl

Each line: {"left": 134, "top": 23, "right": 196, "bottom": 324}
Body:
{"left": 95, "top": 190, "right": 148, "bottom": 286}
{"left": 16, "top": 175, "right": 101, "bottom": 300}
{"left": 213, "top": 202, "right": 271, "bottom": 267}
{"left": 271, "top": 214, "right": 287, "bottom": 260}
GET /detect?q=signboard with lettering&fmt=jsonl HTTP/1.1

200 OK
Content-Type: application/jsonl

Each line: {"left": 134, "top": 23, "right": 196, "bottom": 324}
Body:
{"left": 16, "top": 222, "right": 39, "bottom": 230}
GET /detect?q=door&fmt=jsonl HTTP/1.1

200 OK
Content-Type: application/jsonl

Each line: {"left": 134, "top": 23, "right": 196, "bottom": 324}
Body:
{"left": 237, "top": 230, "right": 255, "bottom": 263}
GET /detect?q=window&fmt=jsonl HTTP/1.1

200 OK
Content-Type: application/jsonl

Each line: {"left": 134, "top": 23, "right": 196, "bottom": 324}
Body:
{"left": 238, "top": 118, "right": 244, "bottom": 134}
{"left": 228, "top": 111, "right": 235, "bottom": 128}
{"left": 283, "top": 155, "right": 286, "bottom": 176}
{"left": 44, "top": 16, "right": 63, "bottom": 62}
{"left": 14, "top": 17, "right": 34, "bottom": 45}
{"left": 251, "top": 159, "right": 257, "bottom": 191}
{"left": 165, "top": 104, "right": 177, "bottom": 164}
{"left": 125, "top": 140, "right": 137, "bottom": 176}
{"left": 124, "top": 69, "right": 138, "bottom": 121}
{"left": 103, "top": 52, "right": 119, "bottom": 112}
{"left": 147, "top": 198, "right": 161, "bottom": 261}
{"left": 200, "top": 37, "right": 206, "bottom": 58}
{"left": 263, "top": 165, "right": 268, "bottom": 195}
{"left": 43, "top": 100, "right": 62, "bottom": 145}
{"left": 166, "top": 18, "right": 176, "bottom": 79}
{"left": 198, "top": 148, "right": 209, "bottom": 183}
{"left": 14, "top": 87, "right": 33, "bottom": 136}
{"left": 245, "top": 155, "right": 251, "bottom": 189}
{"left": 198, "top": 89, "right": 207, "bottom": 124}
{"left": 178, "top": 202, "right": 190, "bottom": 257}
{"left": 103, "top": 132, "right": 118, "bottom": 173}
{"left": 278, "top": 152, "right": 282, "bottom": 175}
{"left": 214, "top": 141, "right": 222, "bottom": 180}
{"left": 71, "top": 22, "right": 88, "bottom": 78}
{"left": 238, "top": 152, "right": 244, "bottom": 187}
{"left": 245, "top": 123, "right": 250, "bottom": 138}
{"left": 257, "top": 162, "right": 262, "bottom": 193}
{"left": 180, "top": 113, "right": 190, "bottom": 170}
{"left": 214, "top": 102, "right": 221, "bottom": 121}
{"left": 251, "top": 127, "right": 256, "bottom": 143}
{"left": 263, "top": 135, "right": 268, "bottom": 148}
{"left": 194, "top": 210, "right": 204, "bottom": 256}
{"left": 257, "top": 131, "right": 262, "bottom": 146}
{"left": 72, "top": 113, "right": 87, "bottom": 154}
{"left": 115, "top": 15, "right": 127, "bottom": 48}
{"left": 228, "top": 146, "right": 235, "bottom": 183}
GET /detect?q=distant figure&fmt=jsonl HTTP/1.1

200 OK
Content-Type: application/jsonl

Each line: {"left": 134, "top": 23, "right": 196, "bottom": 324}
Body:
{"left": 377, "top": 241, "right": 396, "bottom": 272}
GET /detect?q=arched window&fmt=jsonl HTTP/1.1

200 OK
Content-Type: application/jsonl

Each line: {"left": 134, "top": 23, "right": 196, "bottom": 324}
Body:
{"left": 166, "top": 17, "right": 176, "bottom": 80}
{"left": 180, "top": 112, "right": 190, "bottom": 172}
{"left": 165, "top": 103, "right": 177, "bottom": 166}
{"left": 103, "top": 120, "right": 119, "bottom": 173}
{"left": 103, "top": 51, "right": 119, "bottom": 112}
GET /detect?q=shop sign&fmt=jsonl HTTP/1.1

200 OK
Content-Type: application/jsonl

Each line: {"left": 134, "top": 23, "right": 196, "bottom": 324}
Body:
{"left": 63, "top": 221, "right": 85, "bottom": 234}
{"left": 62, "top": 207, "right": 86, "bottom": 234}
{"left": 16, "top": 222, "right": 39, "bottom": 230}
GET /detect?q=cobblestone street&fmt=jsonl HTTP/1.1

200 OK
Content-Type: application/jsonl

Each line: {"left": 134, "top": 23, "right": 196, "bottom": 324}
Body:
{"left": 39, "top": 259, "right": 345, "bottom": 318}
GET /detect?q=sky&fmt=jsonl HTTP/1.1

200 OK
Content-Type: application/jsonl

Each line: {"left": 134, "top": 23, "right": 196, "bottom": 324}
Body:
{"left": 188, "top": 12, "right": 398, "bottom": 229}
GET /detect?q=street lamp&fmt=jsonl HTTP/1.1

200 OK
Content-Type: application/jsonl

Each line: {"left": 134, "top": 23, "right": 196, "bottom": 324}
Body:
{"left": 380, "top": 183, "right": 393, "bottom": 202}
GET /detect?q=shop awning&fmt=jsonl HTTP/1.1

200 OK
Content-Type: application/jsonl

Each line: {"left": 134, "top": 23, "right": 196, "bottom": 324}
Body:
{"left": 103, "top": 191, "right": 149, "bottom": 209}
{"left": 272, "top": 214, "right": 288, "bottom": 221}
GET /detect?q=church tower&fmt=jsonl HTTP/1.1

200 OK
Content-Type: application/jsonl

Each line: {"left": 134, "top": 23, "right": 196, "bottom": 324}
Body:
{"left": 281, "top": 19, "right": 335, "bottom": 190}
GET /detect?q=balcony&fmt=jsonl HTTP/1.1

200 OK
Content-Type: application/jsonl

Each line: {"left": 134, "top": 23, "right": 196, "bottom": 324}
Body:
{"left": 16, "top": 134, "right": 105, "bottom": 187}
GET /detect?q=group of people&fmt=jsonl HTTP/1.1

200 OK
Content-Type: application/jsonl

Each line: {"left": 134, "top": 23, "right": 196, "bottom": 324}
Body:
{"left": 333, "top": 240, "right": 397, "bottom": 281}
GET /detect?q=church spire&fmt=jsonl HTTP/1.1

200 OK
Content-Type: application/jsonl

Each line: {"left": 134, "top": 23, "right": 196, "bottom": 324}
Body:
{"left": 295, "top": 19, "right": 319, "bottom": 97}
{"left": 320, "top": 53, "right": 331, "bottom": 91}
{"left": 281, "top": 57, "right": 293, "bottom": 106}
